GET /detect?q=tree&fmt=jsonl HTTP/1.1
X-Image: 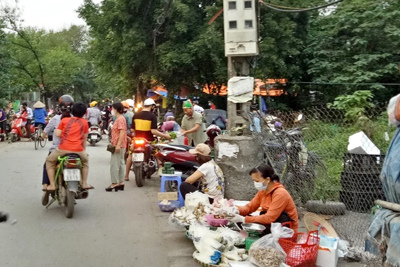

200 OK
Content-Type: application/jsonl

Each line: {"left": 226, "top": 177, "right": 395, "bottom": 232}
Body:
{"left": 306, "top": 0, "right": 400, "bottom": 102}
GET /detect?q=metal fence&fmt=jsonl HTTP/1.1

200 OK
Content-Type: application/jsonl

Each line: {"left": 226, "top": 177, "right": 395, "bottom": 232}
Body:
{"left": 249, "top": 105, "right": 393, "bottom": 251}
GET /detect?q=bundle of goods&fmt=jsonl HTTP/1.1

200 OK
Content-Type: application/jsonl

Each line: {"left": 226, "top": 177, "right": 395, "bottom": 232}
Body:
{"left": 162, "top": 162, "right": 175, "bottom": 174}
{"left": 189, "top": 224, "right": 248, "bottom": 265}
{"left": 158, "top": 199, "right": 180, "bottom": 212}
{"left": 170, "top": 203, "right": 211, "bottom": 227}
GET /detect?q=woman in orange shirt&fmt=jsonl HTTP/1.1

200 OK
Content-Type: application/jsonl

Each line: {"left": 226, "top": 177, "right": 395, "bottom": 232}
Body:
{"left": 230, "top": 164, "right": 298, "bottom": 234}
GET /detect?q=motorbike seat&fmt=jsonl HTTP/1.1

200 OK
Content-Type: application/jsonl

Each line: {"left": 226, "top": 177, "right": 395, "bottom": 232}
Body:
{"left": 169, "top": 144, "right": 193, "bottom": 151}
{"left": 64, "top": 153, "right": 81, "bottom": 159}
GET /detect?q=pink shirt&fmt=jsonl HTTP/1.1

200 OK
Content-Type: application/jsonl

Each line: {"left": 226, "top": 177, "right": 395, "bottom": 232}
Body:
{"left": 111, "top": 116, "right": 127, "bottom": 147}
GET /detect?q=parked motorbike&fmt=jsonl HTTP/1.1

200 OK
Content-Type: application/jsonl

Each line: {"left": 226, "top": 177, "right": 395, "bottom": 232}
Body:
{"left": 45, "top": 154, "right": 89, "bottom": 218}
{"left": 155, "top": 144, "right": 198, "bottom": 174}
{"left": 130, "top": 137, "right": 157, "bottom": 187}
{"left": 87, "top": 124, "right": 102, "bottom": 146}
{"left": 8, "top": 113, "right": 35, "bottom": 143}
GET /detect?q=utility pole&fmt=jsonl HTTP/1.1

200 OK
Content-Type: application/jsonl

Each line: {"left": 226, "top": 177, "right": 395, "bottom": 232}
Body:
{"left": 223, "top": 0, "right": 258, "bottom": 136}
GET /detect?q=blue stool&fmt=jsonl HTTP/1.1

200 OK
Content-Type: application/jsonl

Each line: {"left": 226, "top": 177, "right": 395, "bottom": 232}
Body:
{"left": 160, "top": 174, "right": 184, "bottom": 207}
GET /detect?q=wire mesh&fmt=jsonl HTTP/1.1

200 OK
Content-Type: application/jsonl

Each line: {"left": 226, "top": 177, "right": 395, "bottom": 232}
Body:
{"left": 248, "top": 105, "right": 393, "bottom": 250}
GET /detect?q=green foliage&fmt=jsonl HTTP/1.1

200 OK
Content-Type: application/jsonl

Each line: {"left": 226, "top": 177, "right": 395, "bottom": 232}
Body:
{"left": 328, "top": 90, "right": 375, "bottom": 122}
{"left": 306, "top": 0, "right": 400, "bottom": 101}
{"left": 303, "top": 114, "right": 395, "bottom": 201}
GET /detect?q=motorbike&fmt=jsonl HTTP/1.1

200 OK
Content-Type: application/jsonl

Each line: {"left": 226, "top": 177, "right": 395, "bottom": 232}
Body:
{"left": 45, "top": 154, "right": 89, "bottom": 218}
{"left": 130, "top": 137, "right": 157, "bottom": 187}
{"left": 87, "top": 124, "right": 102, "bottom": 146}
{"left": 8, "top": 113, "right": 35, "bottom": 143}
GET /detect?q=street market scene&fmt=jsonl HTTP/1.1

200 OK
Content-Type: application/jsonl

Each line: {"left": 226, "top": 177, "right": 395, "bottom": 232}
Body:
{"left": 1, "top": 0, "right": 400, "bottom": 266}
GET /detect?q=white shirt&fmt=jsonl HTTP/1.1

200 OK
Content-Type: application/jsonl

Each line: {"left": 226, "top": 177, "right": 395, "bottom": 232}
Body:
{"left": 197, "top": 159, "right": 224, "bottom": 199}
{"left": 44, "top": 114, "right": 61, "bottom": 152}
{"left": 27, "top": 107, "right": 33, "bottom": 119}
{"left": 87, "top": 107, "right": 102, "bottom": 125}
{"left": 193, "top": 105, "right": 204, "bottom": 114}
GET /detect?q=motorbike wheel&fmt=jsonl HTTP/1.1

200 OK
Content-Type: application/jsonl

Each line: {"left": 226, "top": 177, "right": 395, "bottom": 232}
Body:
{"left": 90, "top": 140, "right": 96, "bottom": 146}
{"left": 10, "top": 133, "right": 18, "bottom": 143}
{"left": 65, "top": 190, "right": 75, "bottom": 218}
{"left": 34, "top": 130, "right": 39, "bottom": 150}
{"left": 134, "top": 165, "right": 144, "bottom": 187}
{"left": 39, "top": 127, "right": 46, "bottom": 148}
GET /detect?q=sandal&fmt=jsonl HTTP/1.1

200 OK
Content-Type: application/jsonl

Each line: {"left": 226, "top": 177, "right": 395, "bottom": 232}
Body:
{"left": 82, "top": 185, "right": 95, "bottom": 190}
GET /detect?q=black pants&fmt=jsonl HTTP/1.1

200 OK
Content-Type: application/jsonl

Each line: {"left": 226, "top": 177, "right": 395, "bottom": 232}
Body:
{"left": 259, "top": 210, "right": 293, "bottom": 236}
{"left": 42, "top": 152, "right": 51, "bottom": 185}
{"left": 0, "top": 120, "right": 6, "bottom": 135}
{"left": 179, "top": 182, "right": 214, "bottom": 204}
{"left": 34, "top": 122, "right": 46, "bottom": 128}
{"left": 26, "top": 119, "right": 32, "bottom": 136}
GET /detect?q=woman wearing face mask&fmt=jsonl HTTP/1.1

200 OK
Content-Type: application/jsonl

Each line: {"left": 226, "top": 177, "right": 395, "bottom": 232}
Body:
{"left": 106, "top": 102, "right": 127, "bottom": 192}
{"left": 230, "top": 163, "right": 298, "bottom": 234}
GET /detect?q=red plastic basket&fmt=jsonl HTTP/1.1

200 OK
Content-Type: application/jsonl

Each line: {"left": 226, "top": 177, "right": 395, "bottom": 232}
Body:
{"left": 278, "top": 231, "right": 319, "bottom": 267}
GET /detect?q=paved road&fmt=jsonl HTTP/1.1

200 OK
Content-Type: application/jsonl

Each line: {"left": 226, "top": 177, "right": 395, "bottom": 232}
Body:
{"left": 0, "top": 138, "right": 196, "bottom": 267}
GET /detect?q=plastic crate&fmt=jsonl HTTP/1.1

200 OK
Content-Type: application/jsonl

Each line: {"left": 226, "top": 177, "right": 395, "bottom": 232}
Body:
{"left": 343, "top": 153, "right": 385, "bottom": 174}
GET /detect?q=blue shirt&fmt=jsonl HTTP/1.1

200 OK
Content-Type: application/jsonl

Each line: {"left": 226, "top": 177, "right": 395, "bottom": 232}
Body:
{"left": 33, "top": 108, "right": 48, "bottom": 124}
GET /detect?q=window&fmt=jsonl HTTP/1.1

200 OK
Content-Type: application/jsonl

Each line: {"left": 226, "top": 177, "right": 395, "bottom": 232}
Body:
{"left": 228, "top": 1, "right": 236, "bottom": 9}
{"left": 245, "top": 20, "right": 253, "bottom": 29}
{"left": 229, "top": 21, "right": 237, "bottom": 29}
{"left": 244, "top": 1, "right": 252, "bottom": 8}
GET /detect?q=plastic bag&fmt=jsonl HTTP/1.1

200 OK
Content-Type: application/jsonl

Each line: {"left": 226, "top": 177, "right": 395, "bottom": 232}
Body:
{"left": 185, "top": 191, "right": 210, "bottom": 210}
{"left": 248, "top": 223, "right": 294, "bottom": 267}
{"left": 387, "top": 94, "right": 400, "bottom": 126}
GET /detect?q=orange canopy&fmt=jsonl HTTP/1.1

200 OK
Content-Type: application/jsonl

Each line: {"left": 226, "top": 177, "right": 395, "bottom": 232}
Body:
{"left": 202, "top": 79, "right": 287, "bottom": 96}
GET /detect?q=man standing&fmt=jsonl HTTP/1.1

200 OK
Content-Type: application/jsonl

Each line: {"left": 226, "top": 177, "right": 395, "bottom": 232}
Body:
{"left": 181, "top": 101, "right": 207, "bottom": 146}
{"left": 124, "top": 98, "right": 171, "bottom": 181}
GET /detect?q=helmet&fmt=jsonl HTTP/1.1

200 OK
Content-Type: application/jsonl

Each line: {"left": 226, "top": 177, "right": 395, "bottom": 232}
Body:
{"left": 144, "top": 98, "right": 156, "bottom": 106}
{"left": 58, "top": 95, "right": 74, "bottom": 112}
{"left": 90, "top": 101, "right": 98, "bottom": 107}
{"left": 126, "top": 99, "right": 134, "bottom": 107}
{"left": 121, "top": 101, "right": 130, "bottom": 109}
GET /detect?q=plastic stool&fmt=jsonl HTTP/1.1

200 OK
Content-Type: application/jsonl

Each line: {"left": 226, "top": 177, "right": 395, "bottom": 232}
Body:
{"left": 160, "top": 174, "right": 184, "bottom": 207}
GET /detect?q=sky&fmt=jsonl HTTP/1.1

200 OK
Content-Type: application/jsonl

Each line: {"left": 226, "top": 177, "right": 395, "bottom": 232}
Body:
{"left": 3, "top": 0, "right": 102, "bottom": 31}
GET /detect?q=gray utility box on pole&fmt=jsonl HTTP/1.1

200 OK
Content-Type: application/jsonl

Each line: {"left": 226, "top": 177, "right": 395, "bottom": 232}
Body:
{"left": 223, "top": 0, "right": 258, "bottom": 57}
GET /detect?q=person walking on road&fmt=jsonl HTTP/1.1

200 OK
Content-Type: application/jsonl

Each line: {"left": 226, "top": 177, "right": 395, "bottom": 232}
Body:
{"left": 181, "top": 101, "right": 207, "bottom": 147}
{"left": 106, "top": 102, "right": 127, "bottom": 192}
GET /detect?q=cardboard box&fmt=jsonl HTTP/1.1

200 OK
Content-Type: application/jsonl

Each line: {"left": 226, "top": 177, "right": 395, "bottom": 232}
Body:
{"left": 316, "top": 235, "right": 339, "bottom": 267}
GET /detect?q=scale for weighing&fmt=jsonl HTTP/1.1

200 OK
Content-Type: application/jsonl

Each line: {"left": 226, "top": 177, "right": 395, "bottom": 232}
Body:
{"left": 241, "top": 223, "right": 266, "bottom": 250}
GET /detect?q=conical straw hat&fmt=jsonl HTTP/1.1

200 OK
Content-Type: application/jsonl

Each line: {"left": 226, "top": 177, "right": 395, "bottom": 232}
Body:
{"left": 33, "top": 101, "right": 45, "bottom": 109}
{"left": 303, "top": 212, "right": 339, "bottom": 237}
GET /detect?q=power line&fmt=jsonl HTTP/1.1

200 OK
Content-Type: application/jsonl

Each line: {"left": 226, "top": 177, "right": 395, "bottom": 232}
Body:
{"left": 289, "top": 81, "right": 400, "bottom": 86}
{"left": 259, "top": 0, "right": 344, "bottom": 13}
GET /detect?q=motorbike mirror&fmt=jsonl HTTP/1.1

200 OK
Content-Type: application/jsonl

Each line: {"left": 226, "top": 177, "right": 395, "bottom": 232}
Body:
{"left": 297, "top": 114, "right": 303, "bottom": 121}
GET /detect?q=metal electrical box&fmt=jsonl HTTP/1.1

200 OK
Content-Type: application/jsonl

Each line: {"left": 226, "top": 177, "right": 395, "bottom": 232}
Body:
{"left": 223, "top": 0, "right": 258, "bottom": 57}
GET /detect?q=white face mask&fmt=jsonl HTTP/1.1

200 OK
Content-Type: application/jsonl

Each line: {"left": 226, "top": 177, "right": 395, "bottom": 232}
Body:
{"left": 111, "top": 110, "right": 116, "bottom": 116}
{"left": 254, "top": 181, "right": 267, "bottom": 191}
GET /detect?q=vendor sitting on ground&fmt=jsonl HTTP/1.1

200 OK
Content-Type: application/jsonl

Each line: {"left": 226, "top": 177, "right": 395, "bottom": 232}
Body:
{"left": 229, "top": 163, "right": 298, "bottom": 234}
{"left": 179, "top": 143, "right": 224, "bottom": 203}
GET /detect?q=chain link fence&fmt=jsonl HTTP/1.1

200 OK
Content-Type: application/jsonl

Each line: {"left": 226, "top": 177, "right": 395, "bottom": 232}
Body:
{"left": 248, "top": 105, "right": 394, "bottom": 251}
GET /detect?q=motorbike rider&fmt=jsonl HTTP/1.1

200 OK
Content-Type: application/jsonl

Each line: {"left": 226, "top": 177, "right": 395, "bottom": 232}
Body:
{"left": 87, "top": 101, "right": 102, "bottom": 127}
{"left": 40, "top": 101, "right": 71, "bottom": 205}
{"left": 229, "top": 163, "right": 298, "bottom": 235}
{"left": 122, "top": 101, "right": 133, "bottom": 131}
{"left": 124, "top": 98, "right": 171, "bottom": 181}
{"left": 181, "top": 101, "right": 207, "bottom": 146}
{"left": 45, "top": 97, "right": 93, "bottom": 192}
{"left": 0, "top": 107, "right": 6, "bottom": 138}
{"left": 179, "top": 143, "right": 224, "bottom": 203}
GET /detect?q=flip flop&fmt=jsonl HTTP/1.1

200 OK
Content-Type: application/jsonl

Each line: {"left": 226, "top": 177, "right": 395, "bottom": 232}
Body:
{"left": 82, "top": 185, "right": 95, "bottom": 190}
{"left": 42, "top": 189, "right": 56, "bottom": 192}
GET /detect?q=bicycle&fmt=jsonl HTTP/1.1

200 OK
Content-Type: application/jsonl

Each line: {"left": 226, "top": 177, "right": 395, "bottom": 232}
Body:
{"left": 34, "top": 124, "right": 47, "bottom": 150}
